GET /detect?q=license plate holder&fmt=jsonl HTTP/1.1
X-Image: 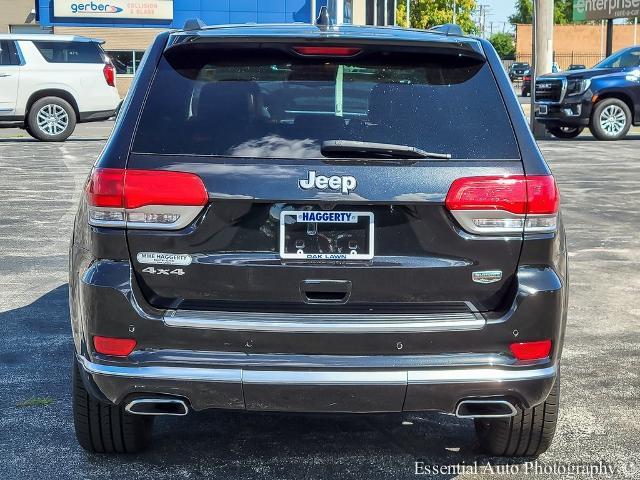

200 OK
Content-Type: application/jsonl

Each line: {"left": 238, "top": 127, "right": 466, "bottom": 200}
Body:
{"left": 279, "top": 210, "right": 374, "bottom": 261}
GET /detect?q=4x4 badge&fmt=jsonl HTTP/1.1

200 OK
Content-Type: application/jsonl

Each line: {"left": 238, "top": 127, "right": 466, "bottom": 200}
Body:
{"left": 299, "top": 171, "right": 356, "bottom": 195}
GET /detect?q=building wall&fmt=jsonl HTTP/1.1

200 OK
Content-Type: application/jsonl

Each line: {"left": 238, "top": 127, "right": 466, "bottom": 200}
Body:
{"left": 0, "top": 0, "right": 41, "bottom": 33}
{"left": 38, "top": 0, "right": 327, "bottom": 28}
{"left": 516, "top": 23, "right": 639, "bottom": 56}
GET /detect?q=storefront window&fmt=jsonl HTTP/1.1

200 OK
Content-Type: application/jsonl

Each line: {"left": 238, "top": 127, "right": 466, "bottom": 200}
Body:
{"left": 106, "top": 50, "right": 146, "bottom": 75}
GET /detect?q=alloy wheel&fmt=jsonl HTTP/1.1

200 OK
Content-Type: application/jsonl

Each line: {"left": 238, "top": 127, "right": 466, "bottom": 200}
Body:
{"left": 36, "top": 104, "right": 69, "bottom": 136}
{"left": 599, "top": 105, "right": 627, "bottom": 136}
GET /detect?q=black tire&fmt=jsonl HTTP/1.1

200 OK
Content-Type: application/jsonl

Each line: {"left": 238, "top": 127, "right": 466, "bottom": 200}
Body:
{"left": 589, "top": 98, "right": 632, "bottom": 141}
{"left": 474, "top": 375, "right": 559, "bottom": 457}
{"left": 548, "top": 126, "right": 584, "bottom": 139}
{"left": 73, "top": 359, "right": 153, "bottom": 453}
{"left": 27, "top": 96, "right": 76, "bottom": 142}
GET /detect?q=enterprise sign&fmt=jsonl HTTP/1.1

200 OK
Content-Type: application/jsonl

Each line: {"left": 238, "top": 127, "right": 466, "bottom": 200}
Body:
{"left": 54, "top": 0, "right": 173, "bottom": 20}
{"left": 573, "top": 0, "right": 640, "bottom": 20}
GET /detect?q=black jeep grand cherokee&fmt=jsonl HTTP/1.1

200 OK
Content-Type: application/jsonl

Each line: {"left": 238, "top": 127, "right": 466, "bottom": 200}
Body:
{"left": 70, "top": 22, "right": 568, "bottom": 456}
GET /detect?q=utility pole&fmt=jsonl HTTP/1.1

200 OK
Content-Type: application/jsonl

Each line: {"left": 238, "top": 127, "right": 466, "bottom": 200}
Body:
{"left": 530, "top": 0, "right": 554, "bottom": 138}
{"left": 605, "top": 18, "right": 614, "bottom": 56}
{"left": 452, "top": 0, "right": 456, "bottom": 24}
{"left": 406, "top": 0, "right": 410, "bottom": 27}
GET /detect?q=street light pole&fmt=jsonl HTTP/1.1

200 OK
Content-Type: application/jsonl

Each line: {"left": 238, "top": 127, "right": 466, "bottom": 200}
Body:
{"left": 453, "top": 0, "right": 456, "bottom": 24}
{"left": 406, "top": 0, "right": 410, "bottom": 27}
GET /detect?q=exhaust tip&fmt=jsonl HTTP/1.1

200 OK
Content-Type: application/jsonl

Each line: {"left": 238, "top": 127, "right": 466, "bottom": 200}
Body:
{"left": 125, "top": 398, "right": 189, "bottom": 416}
{"left": 455, "top": 399, "right": 517, "bottom": 419}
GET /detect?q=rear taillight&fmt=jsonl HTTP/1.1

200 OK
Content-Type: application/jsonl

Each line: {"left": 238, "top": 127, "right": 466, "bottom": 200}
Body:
{"left": 445, "top": 175, "right": 559, "bottom": 235}
{"left": 103, "top": 63, "right": 115, "bottom": 87}
{"left": 293, "top": 46, "right": 362, "bottom": 56}
{"left": 86, "top": 168, "right": 208, "bottom": 229}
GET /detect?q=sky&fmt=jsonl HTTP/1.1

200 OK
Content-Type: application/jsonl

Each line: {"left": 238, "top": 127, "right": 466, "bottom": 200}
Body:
{"left": 479, "top": 0, "right": 516, "bottom": 34}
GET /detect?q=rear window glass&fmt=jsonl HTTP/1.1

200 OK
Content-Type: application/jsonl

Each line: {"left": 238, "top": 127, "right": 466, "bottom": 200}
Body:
{"left": 33, "top": 41, "right": 103, "bottom": 64}
{"left": 132, "top": 49, "right": 519, "bottom": 159}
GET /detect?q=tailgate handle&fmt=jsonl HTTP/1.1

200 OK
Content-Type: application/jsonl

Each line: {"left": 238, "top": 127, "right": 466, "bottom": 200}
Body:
{"left": 300, "top": 280, "right": 352, "bottom": 304}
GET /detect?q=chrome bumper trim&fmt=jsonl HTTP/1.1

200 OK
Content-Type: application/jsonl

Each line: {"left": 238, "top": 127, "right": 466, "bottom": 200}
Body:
{"left": 77, "top": 355, "right": 242, "bottom": 383}
{"left": 407, "top": 365, "right": 557, "bottom": 384}
{"left": 163, "top": 309, "right": 485, "bottom": 333}
{"left": 78, "top": 355, "right": 556, "bottom": 386}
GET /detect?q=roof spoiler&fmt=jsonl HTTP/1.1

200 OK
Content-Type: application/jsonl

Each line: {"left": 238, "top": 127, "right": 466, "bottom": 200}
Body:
{"left": 428, "top": 24, "right": 464, "bottom": 36}
{"left": 184, "top": 18, "right": 206, "bottom": 31}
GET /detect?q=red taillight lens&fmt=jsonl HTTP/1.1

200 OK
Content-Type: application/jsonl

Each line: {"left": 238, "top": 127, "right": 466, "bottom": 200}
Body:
{"left": 526, "top": 175, "right": 559, "bottom": 214}
{"left": 293, "top": 46, "right": 362, "bottom": 56}
{"left": 93, "top": 336, "right": 136, "bottom": 356}
{"left": 524, "top": 75, "right": 531, "bottom": 81}
{"left": 445, "top": 175, "right": 559, "bottom": 235}
{"left": 446, "top": 176, "right": 527, "bottom": 214}
{"left": 103, "top": 63, "right": 116, "bottom": 87}
{"left": 86, "top": 168, "right": 125, "bottom": 208}
{"left": 86, "top": 168, "right": 208, "bottom": 229}
{"left": 124, "top": 170, "right": 208, "bottom": 209}
{"left": 510, "top": 340, "right": 552, "bottom": 360}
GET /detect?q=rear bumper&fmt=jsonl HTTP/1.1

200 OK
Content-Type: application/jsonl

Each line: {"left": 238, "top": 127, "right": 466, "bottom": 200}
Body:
{"left": 70, "top": 244, "right": 566, "bottom": 414}
{"left": 77, "top": 353, "right": 557, "bottom": 413}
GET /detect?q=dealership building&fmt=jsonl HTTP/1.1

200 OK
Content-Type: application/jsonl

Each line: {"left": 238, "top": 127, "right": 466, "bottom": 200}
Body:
{"left": 1, "top": 0, "right": 396, "bottom": 95}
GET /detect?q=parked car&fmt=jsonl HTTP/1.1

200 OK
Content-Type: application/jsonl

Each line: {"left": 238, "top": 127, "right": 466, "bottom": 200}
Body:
{"left": 0, "top": 34, "right": 120, "bottom": 141}
{"left": 508, "top": 61, "right": 530, "bottom": 81}
{"left": 522, "top": 64, "right": 560, "bottom": 97}
{"left": 522, "top": 70, "right": 532, "bottom": 96}
{"left": 70, "top": 21, "right": 567, "bottom": 457}
{"left": 535, "top": 46, "right": 640, "bottom": 140}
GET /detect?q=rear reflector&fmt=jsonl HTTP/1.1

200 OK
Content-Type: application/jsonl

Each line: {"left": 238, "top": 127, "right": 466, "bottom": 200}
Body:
{"left": 510, "top": 340, "right": 552, "bottom": 360}
{"left": 445, "top": 175, "right": 559, "bottom": 235}
{"left": 293, "top": 46, "right": 362, "bottom": 56}
{"left": 86, "top": 168, "right": 208, "bottom": 229}
{"left": 93, "top": 336, "right": 136, "bottom": 356}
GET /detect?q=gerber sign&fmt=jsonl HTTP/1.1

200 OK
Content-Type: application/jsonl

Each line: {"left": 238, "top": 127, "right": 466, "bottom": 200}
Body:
{"left": 573, "top": 0, "right": 640, "bottom": 21}
{"left": 54, "top": 0, "right": 173, "bottom": 20}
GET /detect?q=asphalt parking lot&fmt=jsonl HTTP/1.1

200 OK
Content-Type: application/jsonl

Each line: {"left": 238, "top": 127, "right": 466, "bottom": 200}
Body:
{"left": 1, "top": 122, "right": 639, "bottom": 479}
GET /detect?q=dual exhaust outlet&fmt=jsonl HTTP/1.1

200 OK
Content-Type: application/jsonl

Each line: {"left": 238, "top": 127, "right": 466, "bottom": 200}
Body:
{"left": 124, "top": 397, "right": 517, "bottom": 419}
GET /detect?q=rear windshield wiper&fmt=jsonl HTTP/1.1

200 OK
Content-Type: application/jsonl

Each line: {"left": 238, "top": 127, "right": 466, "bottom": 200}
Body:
{"left": 321, "top": 140, "right": 452, "bottom": 160}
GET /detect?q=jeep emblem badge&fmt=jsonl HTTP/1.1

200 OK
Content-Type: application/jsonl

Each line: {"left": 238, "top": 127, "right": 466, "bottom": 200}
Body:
{"left": 299, "top": 170, "right": 357, "bottom": 195}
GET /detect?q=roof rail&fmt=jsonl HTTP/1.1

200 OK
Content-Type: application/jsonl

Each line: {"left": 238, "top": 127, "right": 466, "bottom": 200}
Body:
{"left": 184, "top": 18, "right": 206, "bottom": 31}
{"left": 428, "top": 24, "right": 464, "bottom": 36}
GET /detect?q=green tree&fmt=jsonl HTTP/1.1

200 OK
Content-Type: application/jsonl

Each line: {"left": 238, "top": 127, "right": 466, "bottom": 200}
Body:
{"left": 396, "top": 0, "right": 478, "bottom": 34}
{"left": 489, "top": 32, "right": 516, "bottom": 59}
{"left": 508, "top": 0, "right": 574, "bottom": 25}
